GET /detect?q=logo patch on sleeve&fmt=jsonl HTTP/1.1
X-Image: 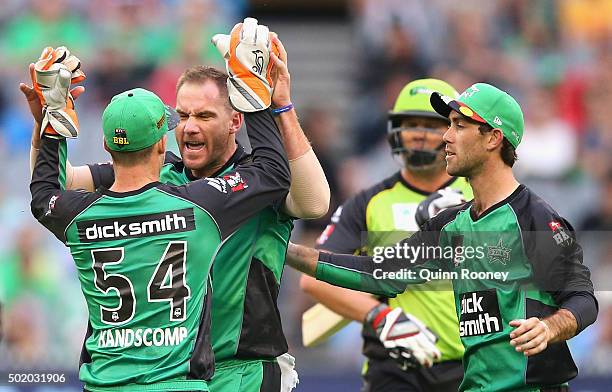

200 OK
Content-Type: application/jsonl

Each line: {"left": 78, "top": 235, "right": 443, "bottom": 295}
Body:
{"left": 548, "top": 221, "right": 572, "bottom": 246}
{"left": 459, "top": 290, "right": 502, "bottom": 337}
{"left": 45, "top": 194, "right": 60, "bottom": 216}
{"left": 223, "top": 172, "right": 248, "bottom": 192}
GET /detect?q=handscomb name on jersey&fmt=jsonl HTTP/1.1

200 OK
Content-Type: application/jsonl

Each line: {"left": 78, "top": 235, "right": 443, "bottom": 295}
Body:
{"left": 98, "top": 326, "right": 188, "bottom": 348}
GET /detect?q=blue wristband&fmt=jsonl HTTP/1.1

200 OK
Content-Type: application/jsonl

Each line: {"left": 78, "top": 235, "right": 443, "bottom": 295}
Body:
{"left": 272, "top": 103, "right": 294, "bottom": 116}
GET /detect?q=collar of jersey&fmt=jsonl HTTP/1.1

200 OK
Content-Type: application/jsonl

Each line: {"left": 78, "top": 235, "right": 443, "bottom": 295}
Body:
{"left": 469, "top": 184, "right": 525, "bottom": 222}
{"left": 98, "top": 181, "right": 162, "bottom": 198}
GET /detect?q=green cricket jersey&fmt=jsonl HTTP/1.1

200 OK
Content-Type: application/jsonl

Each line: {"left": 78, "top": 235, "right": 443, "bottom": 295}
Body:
{"left": 90, "top": 147, "right": 293, "bottom": 365}
{"left": 316, "top": 173, "right": 472, "bottom": 362}
{"left": 30, "top": 110, "right": 290, "bottom": 392}
{"left": 315, "top": 185, "right": 597, "bottom": 392}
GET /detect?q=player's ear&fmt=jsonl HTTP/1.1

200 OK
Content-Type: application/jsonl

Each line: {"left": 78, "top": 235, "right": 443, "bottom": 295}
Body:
{"left": 103, "top": 138, "right": 110, "bottom": 153}
{"left": 158, "top": 135, "right": 167, "bottom": 154}
{"left": 229, "top": 111, "right": 243, "bottom": 135}
{"left": 487, "top": 128, "right": 504, "bottom": 151}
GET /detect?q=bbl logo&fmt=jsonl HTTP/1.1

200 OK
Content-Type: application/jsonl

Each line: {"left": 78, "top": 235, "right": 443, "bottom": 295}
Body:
{"left": 113, "top": 128, "right": 129, "bottom": 145}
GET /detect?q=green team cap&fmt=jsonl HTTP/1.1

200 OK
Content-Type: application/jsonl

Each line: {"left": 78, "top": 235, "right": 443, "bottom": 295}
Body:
{"left": 430, "top": 83, "right": 524, "bottom": 148}
{"left": 389, "top": 78, "right": 459, "bottom": 121}
{"left": 102, "top": 88, "right": 180, "bottom": 152}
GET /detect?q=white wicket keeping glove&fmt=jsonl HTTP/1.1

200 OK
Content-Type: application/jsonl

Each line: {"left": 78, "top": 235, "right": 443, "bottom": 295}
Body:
{"left": 52, "top": 46, "right": 86, "bottom": 83}
{"left": 33, "top": 47, "right": 83, "bottom": 138}
{"left": 211, "top": 17, "right": 279, "bottom": 112}
{"left": 365, "top": 304, "right": 441, "bottom": 370}
{"left": 415, "top": 187, "right": 466, "bottom": 227}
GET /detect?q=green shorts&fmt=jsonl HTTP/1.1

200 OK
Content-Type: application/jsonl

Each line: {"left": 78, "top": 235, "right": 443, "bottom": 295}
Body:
{"left": 208, "top": 359, "right": 281, "bottom": 392}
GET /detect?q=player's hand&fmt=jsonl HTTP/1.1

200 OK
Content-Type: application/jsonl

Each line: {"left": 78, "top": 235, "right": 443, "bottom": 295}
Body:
{"left": 269, "top": 34, "right": 291, "bottom": 108}
{"left": 365, "top": 304, "right": 441, "bottom": 369}
{"left": 20, "top": 63, "right": 85, "bottom": 148}
{"left": 509, "top": 318, "right": 550, "bottom": 356}
{"left": 415, "top": 187, "right": 466, "bottom": 227}
{"left": 31, "top": 46, "right": 85, "bottom": 139}
{"left": 211, "top": 17, "right": 280, "bottom": 112}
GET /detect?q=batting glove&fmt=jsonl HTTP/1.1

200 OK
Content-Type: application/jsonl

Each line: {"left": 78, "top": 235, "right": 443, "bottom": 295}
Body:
{"left": 212, "top": 17, "right": 279, "bottom": 112}
{"left": 415, "top": 188, "right": 466, "bottom": 227}
{"left": 33, "top": 46, "right": 85, "bottom": 138}
{"left": 365, "top": 304, "right": 441, "bottom": 370}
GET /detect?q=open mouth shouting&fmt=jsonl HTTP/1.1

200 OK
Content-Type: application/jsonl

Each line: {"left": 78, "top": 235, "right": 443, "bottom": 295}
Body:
{"left": 184, "top": 142, "right": 206, "bottom": 152}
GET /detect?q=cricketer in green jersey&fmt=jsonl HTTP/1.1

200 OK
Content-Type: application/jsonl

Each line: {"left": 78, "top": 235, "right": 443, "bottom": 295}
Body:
{"left": 302, "top": 79, "right": 469, "bottom": 392}
{"left": 30, "top": 20, "right": 294, "bottom": 392}
{"left": 23, "top": 25, "right": 326, "bottom": 392}
{"left": 30, "top": 86, "right": 290, "bottom": 391}
{"left": 286, "top": 83, "right": 598, "bottom": 392}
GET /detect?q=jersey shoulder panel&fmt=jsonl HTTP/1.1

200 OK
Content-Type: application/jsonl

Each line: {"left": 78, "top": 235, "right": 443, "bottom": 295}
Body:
{"left": 41, "top": 189, "right": 104, "bottom": 243}
{"left": 508, "top": 185, "right": 593, "bottom": 293}
{"left": 508, "top": 185, "right": 570, "bottom": 232}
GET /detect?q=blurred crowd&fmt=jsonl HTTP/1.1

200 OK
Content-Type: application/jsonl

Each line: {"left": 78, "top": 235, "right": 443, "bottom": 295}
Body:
{"left": 0, "top": 0, "right": 611, "bottom": 382}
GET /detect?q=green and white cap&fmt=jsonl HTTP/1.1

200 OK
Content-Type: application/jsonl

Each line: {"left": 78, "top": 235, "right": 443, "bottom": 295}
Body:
{"left": 430, "top": 83, "right": 524, "bottom": 148}
{"left": 102, "top": 88, "right": 180, "bottom": 152}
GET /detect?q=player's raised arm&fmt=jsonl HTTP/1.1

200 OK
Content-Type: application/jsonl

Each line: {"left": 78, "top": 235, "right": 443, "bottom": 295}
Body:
{"left": 168, "top": 18, "right": 290, "bottom": 239}
{"left": 29, "top": 47, "right": 79, "bottom": 210}
{"left": 29, "top": 51, "right": 99, "bottom": 243}
{"left": 268, "top": 34, "right": 330, "bottom": 219}
{"left": 21, "top": 47, "right": 95, "bottom": 191}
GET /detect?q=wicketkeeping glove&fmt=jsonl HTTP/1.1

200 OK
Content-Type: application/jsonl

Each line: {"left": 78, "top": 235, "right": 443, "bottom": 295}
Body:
{"left": 211, "top": 17, "right": 279, "bottom": 112}
{"left": 415, "top": 187, "right": 466, "bottom": 227}
{"left": 33, "top": 46, "right": 85, "bottom": 138}
{"left": 365, "top": 304, "right": 441, "bottom": 370}
{"left": 51, "top": 46, "right": 86, "bottom": 83}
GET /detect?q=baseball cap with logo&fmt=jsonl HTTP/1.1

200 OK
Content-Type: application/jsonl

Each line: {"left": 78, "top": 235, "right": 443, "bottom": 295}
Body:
{"left": 102, "top": 88, "right": 180, "bottom": 152}
{"left": 430, "top": 83, "right": 524, "bottom": 148}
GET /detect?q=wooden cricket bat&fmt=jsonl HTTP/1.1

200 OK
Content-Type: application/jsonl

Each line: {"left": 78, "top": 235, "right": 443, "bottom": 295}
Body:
{"left": 302, "top": 303, "right": 351, "bottom": 347}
